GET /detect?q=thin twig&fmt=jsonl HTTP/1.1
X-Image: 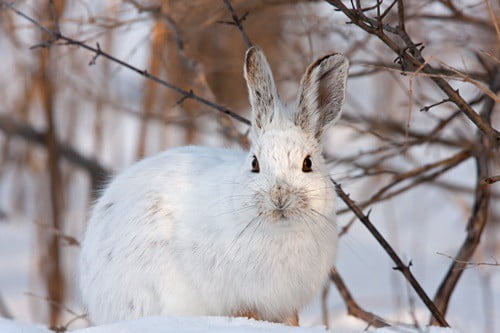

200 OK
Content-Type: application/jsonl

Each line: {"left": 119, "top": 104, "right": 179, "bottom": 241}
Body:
{"left": 24, "top": 292, "right": 79, "bottom": 317}
{"left": 437, "top": 252, "right": 499, "bottom": 269}
{"left": 221, "top": 0, "right": 253, "bottom": 48}
{"left": 48, "top": 0, "right": 60, "bottom": 35}
{"left": 420, "top": 98, "right": 452, "bottom": 112}
{"left": 482, "top": 175, "right": 500, "bottom": 185}
{"left": 35, "top": 221, "right": 80, "bottom": 247}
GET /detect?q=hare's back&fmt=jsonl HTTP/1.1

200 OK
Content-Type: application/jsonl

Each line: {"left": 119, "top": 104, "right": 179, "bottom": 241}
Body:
{"left": 84, "top": 146, "right": 245, "bottom": 252}
{"left": 93, "top": 145, "right": 245, "bottom": 226}
{"left": 79, "top": 146, "right": 245, "bottom": 323}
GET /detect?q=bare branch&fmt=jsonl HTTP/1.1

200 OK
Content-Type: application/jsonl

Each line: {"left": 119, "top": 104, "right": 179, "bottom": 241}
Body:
{"left": 221, "top": 0, "right": 253, "bottom": 48}
{"left": 329, "top": 267, "right": 389, "bottom": 328}
{"left": 482, "top": 175, "right": 500, "bottom": 185}
{"left": 0, "top": 0, "right": 251, "bottom": 126}
{"left": 332, "top": 180, "right": 450, "bottom": 327}
{"left": 0, "top": 115, "right": 110, "bottom": 191}
{"left": 0, "top": 292, "right": 12, "bottom": 319}
{"left": 35, "top": 221, "right": 80, "bottom": 247}
{"left": 431, "top": 66, "right": 499, "bottom": 324}
{"left": 336, "top": 150, "right": 472, "bottom": 214}
{"left": 326, "top": 0, "right": 500, "bottom": 146}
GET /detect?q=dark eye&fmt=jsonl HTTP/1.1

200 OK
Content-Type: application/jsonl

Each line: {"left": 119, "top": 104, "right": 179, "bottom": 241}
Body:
{"left": 302, "top": 155, "right": 312, "bottom": 172}
{"left": 251, "top": 155, "right": 260, "bottom": 173}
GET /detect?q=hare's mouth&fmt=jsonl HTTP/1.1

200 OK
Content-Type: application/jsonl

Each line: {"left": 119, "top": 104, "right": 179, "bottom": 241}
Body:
{"left": 270, "top": 209, "right": 288, "bottom": 220}
{"left": 266, "top": 207, "right": 306, "bottom": 220}
{"left": 253, "top": 184, "right": 310, "bottom": 220}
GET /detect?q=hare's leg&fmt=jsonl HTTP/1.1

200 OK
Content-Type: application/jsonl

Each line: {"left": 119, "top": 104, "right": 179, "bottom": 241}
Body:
{"left": 235, "top": 310, "right": 260, "bottom": 321}
{"left": 281, "top": 311, "right": 299, "bottom": 326}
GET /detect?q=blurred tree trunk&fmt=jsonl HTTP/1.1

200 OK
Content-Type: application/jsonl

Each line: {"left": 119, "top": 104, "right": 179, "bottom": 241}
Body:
{"left": 35, "top": 0, "right": 66, "bottom": 327}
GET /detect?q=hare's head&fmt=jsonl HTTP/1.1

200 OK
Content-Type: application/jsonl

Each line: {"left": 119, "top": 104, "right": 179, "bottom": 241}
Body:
{"left": 243, "top": 47, "right": 349, "bottom": 222}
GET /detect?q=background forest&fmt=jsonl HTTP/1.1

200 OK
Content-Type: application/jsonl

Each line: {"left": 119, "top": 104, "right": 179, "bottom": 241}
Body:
{"left": 0, "top": 0, "right": 499, "bottom": 332}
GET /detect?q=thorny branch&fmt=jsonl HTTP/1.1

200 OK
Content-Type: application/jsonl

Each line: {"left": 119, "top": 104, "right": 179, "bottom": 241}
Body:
{"left": 0, "top": 115, "right": 110, "bottom": 191}
{"left": 483, "top": 175, "right": 500, "bottom": 185}
{"left": 221, "top": 0, "right": 253, "bottom": 48}
{"left": 430, "top": 63, "right": 500, "bottom": 325}
{"left": 431, "top": 149, "right": 490, "bottom": 324}
{"left": 326, "top": 0, "right": 500, "bottom": 146}
{"left": 332, "top": 180, "right": 450, "bottom": 327}
{"left": 336, "top": 150, "right": 472, "bottom": 215}
{"left": 124, "top": 0, "right": 185, "bottom": 51}
{"left": 0, "top": 0, "right": 251, "bottom": 126}
{"left": 329, "top": 267, "right": 389, "bottom": 328}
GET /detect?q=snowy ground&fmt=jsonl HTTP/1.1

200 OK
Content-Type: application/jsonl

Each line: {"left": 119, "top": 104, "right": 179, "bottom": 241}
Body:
{"left": 0, "top": 316, "right": 461, "bottom": 333}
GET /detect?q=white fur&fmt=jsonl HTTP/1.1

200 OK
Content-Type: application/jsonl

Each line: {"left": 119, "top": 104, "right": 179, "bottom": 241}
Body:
{"left": 79, "top": 47, "right": 349, "bottom": 325}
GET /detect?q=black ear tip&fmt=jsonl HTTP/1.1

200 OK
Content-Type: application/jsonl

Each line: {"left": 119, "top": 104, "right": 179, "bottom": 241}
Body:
{"left": 312, "top": 52, "right": 349, "bottom": 70}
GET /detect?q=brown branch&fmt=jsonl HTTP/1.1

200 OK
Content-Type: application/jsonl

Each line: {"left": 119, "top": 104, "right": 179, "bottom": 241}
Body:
{"left": 326, "top": 0, "right": 500, "bottom": 146}
{"left": 0, "top": 0, "right": 251, "bottom": 126}
{"left": 482, "top": 175, "right": 500, "bottom": 185}
{"left": 354, "top": 61, "right": 489, "bottom": 82}
{"left": 320, "top": 284, "right": 330, "bottom": 328}
{"left": 407, "top": 14, "right": 493, "bottom": 31}
{"left": 36, "top": 3, "right": 66, "bottom": 324}
{"left": 124, "top": 0, "right": 185, "bottom": 52}
{"left": 24, "top": 292, "right": 82, "bottom": 318}
{"left": 329, "top": 267, "right": 389, "bottom": 328}
{"left": 420, "top": 98, "right": 452, "bottom": 112}
{"left": 0, "top": 115, "right": 110, "bottom": 191}
{"left": 332, "top": 180, "right": 450, "bottom": 327}
{"left": 0, "top": 292, "right": 12, "bottom": 319}
{"left": 396, "top": 0, "right": 405, "bottom": 31}
{"left": 51, "top": 313, "right": 88, "bottom": 332}
{"left": 221, "top": 0, "right": 253, "bottom": 48}
{"left": 431, "top": 153, "right": 490, "bottom": 324}
{"left": 430, "top": 65, "right": 499, "bottom": 325}
{"left": 35, "top": 221, "right": 80, "bottom": 247}
{"left": 337, "top": 150, "right": 472, "bottom": 214}
{"left": 341, "top": 113, "right": 467, "bottom": 149}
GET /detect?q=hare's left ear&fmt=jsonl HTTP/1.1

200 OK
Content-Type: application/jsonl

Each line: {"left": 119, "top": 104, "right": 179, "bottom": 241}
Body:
{"left": 244, "top": 46, "right": 278, "bottom": 132}
{"left": 294, "top": 53, "right": 349, "bottom": 140}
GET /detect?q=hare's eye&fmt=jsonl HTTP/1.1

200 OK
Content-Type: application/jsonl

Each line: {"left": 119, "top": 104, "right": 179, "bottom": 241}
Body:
{"left": 302, "top": 156, "right": 312, "bottom": 172}
{"left": 251, "top": 156, "right": 260, "bottom": 173}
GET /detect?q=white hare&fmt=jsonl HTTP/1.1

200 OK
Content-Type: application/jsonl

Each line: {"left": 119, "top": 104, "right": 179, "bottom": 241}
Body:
{"left": 79, "top": 46, "right": 349, "bottom": 326}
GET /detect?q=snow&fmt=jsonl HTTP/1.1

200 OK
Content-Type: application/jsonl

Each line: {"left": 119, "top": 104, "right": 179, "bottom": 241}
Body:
{"left": 0, "top": 318, "right": 50, "bottom": 333}
{"left": 0, "top": 316, "right": 461, "bottom": 333}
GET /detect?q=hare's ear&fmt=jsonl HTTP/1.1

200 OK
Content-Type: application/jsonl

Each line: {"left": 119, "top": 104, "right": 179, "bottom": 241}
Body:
{"left": 244, "top": 46, "right": 278, "bottom": 132}
{"left": 294, "top": 53, "right": 349, "bottom": 140}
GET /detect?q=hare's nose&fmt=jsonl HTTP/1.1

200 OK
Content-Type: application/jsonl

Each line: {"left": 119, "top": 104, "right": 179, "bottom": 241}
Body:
{"left": 270, "top": 183, "right": 289, "bottom": 207}
{"left": 273, "top": 198, "right": 285, "bottom": 210}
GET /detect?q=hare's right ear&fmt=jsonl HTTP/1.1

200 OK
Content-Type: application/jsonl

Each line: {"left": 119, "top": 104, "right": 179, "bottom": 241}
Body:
{"left": 294, "top": 53, "right": 349, "bottom": 140}
{"left": 244, "top": 47, "right": 278, "bottom": 132}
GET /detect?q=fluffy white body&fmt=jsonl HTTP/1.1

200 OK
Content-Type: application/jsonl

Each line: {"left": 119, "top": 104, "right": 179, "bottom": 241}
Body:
{"left": 79, "top": 47, "right": 349, "bottom": 325}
